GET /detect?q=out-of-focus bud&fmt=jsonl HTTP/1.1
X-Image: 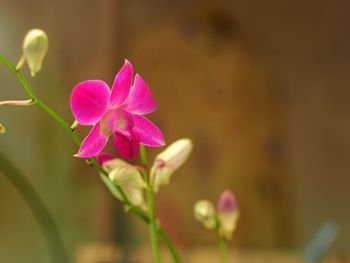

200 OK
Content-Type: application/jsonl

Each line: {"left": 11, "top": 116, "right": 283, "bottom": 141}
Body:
{"left": 150, "top": 138, "right": 193, "bottom": 192}
{"left": 0, "top": 99, "right": 34, "bottom": 106}
{"left": 22, "top": 29, "right": 48, "bottom": 76}
{"left": 0, "top": 123, "right": 5, "bottom": 134}
{"left": 217, "top": 190, "right": 240, "bottom": 240}
{"left": 194, "top": 200, "right": 217, "bottom": 230}
{"left": 102, "top": 158, "right": 146, "bottom": 209}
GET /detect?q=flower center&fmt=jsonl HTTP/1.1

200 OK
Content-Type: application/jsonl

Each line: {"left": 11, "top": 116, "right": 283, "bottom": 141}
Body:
{"left": 116, "top": 110, "right": 128, "bottom": 129}
{"left": 100, "top": 110, "right": 117, "bottom": 136}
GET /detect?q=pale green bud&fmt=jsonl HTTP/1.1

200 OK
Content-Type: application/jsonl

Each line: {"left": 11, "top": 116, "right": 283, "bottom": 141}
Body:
{"left": 150, "top": 138, "right": 193, "bottom": 192}
{"left": 0, "top": 123, "right": 5, "bottom": 134}
{"left": 23, "top": 29, "right": 48, "bottom": 76}
{"left": 194, "top": 200, "right": 217, "bottom": 230}
{"left": 103, "top": 159, "right": 146, "bottom": 208}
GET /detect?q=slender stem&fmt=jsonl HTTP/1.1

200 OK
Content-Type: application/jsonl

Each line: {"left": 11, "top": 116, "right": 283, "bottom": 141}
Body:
{"left": 0, "top": 152, "right": 67, "bottom": 263}
{"left": 141, "top": 145, "right": 162, "bottom": 262}
{"left": 218, "top": 234, "right": 228, "bottom": 263}
{"left": 139, "top": 144, "right": 148, "bottom": 167}
{"left": 70, "top": 120, "right": 78, "bottom": 130}
{"left": 0, "top": 53, "right": 36, "bottom": 98}
{"left": 15, "top": 54, "right": 26, "bottom": 71}
{"left": 157, "top": 228, "right": 181, "bottom": 263}
{"left": 140, "top": 146, "right": 180, "bottom": 262}
{"left": 147, "top": 188, "right": 162, "bottom": 263}
{"left": 0, "top": 53, "right": 181, "bottom": 262}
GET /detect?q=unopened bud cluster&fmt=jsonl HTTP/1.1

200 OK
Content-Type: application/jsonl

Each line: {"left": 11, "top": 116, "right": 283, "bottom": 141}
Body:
{"left": 98, "top": 138, "right": 193, "bottom": 211}
{"left": 194, "top": 190, "right": 239, "bottom": 240}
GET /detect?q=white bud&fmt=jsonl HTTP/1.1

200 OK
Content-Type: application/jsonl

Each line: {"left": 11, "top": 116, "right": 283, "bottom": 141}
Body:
{"left": 194, "top": 200, "right": 217, "bottom": 230}
{"left": 150, "top": 138, "right": 193, "bottom": 192}
{"left": 0, "top": 123, "right": 5, "bottom": 134}
{"left": 23, "top": 29, "right": 48, "bottom": 76}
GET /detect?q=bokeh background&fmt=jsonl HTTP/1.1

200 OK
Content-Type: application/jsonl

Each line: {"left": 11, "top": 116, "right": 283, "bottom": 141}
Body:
{"left": 1, "top": 0, "right": 350, "bottom": 262}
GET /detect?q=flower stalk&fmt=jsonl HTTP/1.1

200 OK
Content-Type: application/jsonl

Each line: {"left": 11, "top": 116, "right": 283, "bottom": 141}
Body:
{"left": 218, "top": 234, "right": 228, "bottom": 263}
{"left": 0, "top": 152, "right": 67, "bottom": 263}
{"left": 0, "top": 53, "right": 180, "bottom": 263}
{"left": 147, "top": 187, "right": 162, "bottom": 263}
{"left": 140, "top": 145, "right": 163, "bottom": 262}
{"left": 15, "top": 54, "right": 26, "bottom": 72}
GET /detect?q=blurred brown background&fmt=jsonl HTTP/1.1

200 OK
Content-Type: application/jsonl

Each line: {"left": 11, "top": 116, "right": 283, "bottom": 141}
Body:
{"left": 1, "top": 0, "right": 350, "bottom": 262}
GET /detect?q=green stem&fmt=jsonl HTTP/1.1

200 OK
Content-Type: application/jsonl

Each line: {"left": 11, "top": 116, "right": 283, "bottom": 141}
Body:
{"left": 139, "top": 144, "right": 148, "bottom": 167}
{"left": 218, "top": 234, "right": 228, "bottom": 263}
{"left": 147, "top": 188, "right": 162, "bottom": 263}
{"left": 16, "top": 54, "right": 26, "bottom": 71}
{"left": 141, "top": 145, "right": 162, "bottom": 262}
{"left": 0, "top": 53, "right": 36, "bottom": 98}
{"left": 158, "top": 228, "right": 180, "bottom": 263}
{"left": 0, "top": 152, "right": 67, "bottom": 263}
{"left": 0, "top": 53, "right": 181, "bottom": 262}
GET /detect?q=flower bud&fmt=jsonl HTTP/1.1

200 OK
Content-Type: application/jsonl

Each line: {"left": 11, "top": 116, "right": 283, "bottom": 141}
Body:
{"left": 218, "top": 190, "right": 238, "bottom": 213}
{"left": 108, "top": 160, "right": 145, "bottom": 189}
{"left": 217, "top": 190, "right": 240, "bottom": 240}
{"left": 102, "top": 158, "right": 146, "bottom": 208}
{"left": 0, "top": 123, "right": 5, "bottom": 134}
{"left": 150, "top": 138, "right": 193, "bottom": 192}
{"left": 194, "top": 200, "right": 216, "bottom": 230}
{"left": 0, "top": 99, "right": 34, "bottom": 106}
{"left": 23, "top": 29, "right": 48, "bottom": 76}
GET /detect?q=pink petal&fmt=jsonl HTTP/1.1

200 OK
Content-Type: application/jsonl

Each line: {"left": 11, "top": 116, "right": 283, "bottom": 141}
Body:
{"left": 70, "top": 80, "right": 110, "bottom": 125}
{"left": 96, "top": 152, "right": 114, "bottom": 165}
{"left": 113, "top": 129, "right": 140, "bottom": 160}
{"left": 100, "top": 110, "right": 118, "bottom": 136}
{"left": 110, "top": 60, "right": 133, "bottom": 107}
{"left": 75, "top": 123, "right": 109, "bottom": 158}
{"left": 133, "top": 115, "right": 164, "bottom": 147}
{"left": 122, "top": 74, "right": 156, "bottom": 115}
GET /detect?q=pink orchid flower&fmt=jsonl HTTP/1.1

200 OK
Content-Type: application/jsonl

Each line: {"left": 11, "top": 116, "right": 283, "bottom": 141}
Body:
{"left": 70, "top": 60, "right": 165, "bottom": 160}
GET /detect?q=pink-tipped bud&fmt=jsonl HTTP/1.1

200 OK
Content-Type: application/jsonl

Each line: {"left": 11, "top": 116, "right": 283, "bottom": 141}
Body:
{"left": 217, "top": 190, "right": 240, "bottom": 240}
{"left": 150, "top": 138, "right": 193, "bottom": 192}
{"left": 217, "top": 190, "right": 238, "bottom": 214}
